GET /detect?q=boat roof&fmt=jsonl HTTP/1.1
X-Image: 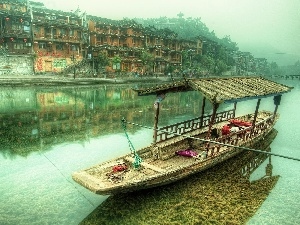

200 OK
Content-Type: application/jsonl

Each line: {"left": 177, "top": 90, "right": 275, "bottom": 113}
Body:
{"left": 133, "top": 76, "right": 293, "bottom": 104}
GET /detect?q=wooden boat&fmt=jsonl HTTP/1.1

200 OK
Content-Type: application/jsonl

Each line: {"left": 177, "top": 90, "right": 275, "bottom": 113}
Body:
{"left": 72, "top": 76, "right": 293, "bottom": 195}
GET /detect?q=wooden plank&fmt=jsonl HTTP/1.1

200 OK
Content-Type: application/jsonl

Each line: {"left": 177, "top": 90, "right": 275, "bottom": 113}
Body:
{"left": 125, "top": 156, "right": 165, "bottom": 173}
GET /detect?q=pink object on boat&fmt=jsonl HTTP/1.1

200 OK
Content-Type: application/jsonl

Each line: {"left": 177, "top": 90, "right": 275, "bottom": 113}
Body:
{"left": 176, "top": 149, "right": 198, "bottom": 157}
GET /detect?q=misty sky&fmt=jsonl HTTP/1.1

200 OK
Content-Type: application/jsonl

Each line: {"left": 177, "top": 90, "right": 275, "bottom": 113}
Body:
{"left": 37, "top": 0, "right": 300, "bottom": 66}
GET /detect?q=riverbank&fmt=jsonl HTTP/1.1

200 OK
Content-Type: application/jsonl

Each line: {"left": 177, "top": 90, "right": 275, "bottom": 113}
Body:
{"left": 0, "top": 75, "right": 172, "bottom": 87}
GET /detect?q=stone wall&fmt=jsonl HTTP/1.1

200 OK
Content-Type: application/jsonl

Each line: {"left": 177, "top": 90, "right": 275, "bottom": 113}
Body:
{"left": 0, "top": 55, "right": 34, "bottom": 76}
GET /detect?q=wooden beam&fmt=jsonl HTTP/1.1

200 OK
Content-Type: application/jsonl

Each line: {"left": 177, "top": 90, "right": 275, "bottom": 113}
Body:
{"left": 233, "top": 102, "right": 237, "bottom": 118}
{"left": 200, "top": 96, "right": 206, "bottom": 127}
{"left": 273, "top": 95, "right": 281, "bottom": 117}
{"left": 251, "top": 98, "right": 261, "bottom": 136}
{"left": 206, "top": 103, "right": 219, "bottom": 150}
{"left": 153, "top": 102, "right": 160, "bottom": 144}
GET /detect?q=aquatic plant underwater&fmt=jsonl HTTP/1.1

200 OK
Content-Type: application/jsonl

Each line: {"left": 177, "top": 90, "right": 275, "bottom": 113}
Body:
{"left": 80, "top": 133, "right": 279, "bottom": 225}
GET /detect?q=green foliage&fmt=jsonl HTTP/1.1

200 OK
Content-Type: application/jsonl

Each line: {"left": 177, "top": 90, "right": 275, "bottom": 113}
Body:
{"left": 0, "top": 46, "right": 8, "bottom": 56}
{"left": 140, "top": 50, "right": 154, "bottom": 73}
{"left": 215, "top": 59, "right": 228, "bottom": 75}
{"left": 165, "top": 64, "right": 175, "bottom": 74}
{"left": 112, "top": 56, "right": 122, "bottom": 64}
{"left": 267, "top": 61, "right": 282, "bottom": 75}
{"left": 134, "top": 15, "right": 238, "bottom": 51}
{"left": 181, "top": 50, "right": 189, "bottom": 69}
{"left": 97, "top": 52, "right": 110, "bottom": 68}
{"left": 200, "top": 55, "right": 215, "bottom": 72}
{"left": 133, "top": 14, "right": 241, "bottom": 74}
{"left": 140, "top": 50, "right": 154, "bottom": 65}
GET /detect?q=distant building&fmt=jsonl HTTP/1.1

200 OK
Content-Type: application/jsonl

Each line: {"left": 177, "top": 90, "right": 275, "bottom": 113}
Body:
{"left": 0, "top": 0, "right": 204, "bottom": 76}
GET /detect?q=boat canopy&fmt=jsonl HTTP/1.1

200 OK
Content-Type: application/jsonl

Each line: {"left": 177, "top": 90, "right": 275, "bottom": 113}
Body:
{"left": 133, "top": 76, "right": 293, "bottom": 104}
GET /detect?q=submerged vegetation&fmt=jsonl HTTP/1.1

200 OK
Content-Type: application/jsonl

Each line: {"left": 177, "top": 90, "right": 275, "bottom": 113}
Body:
{"left": 80, "top": 131, "right": 279, "bottom": 225}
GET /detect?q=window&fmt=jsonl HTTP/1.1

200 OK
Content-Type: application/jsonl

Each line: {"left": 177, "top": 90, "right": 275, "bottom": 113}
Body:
{"left": 12, "top": 24, "right": 21, "bottom": 30}
{"left": 56, "top": 43, "right": 63, "bottom": 50}
{"left": 77, "top": 31, "right": 81, "bottom": 38}
{"left": 45, "top": 28, "right": 51, "bottom": 33}
{"left": 23, "top": 26, "right": 30, "bottom": 33}
{"left": 71, "top": 45, "right": 77, "bottom": 51}
{"left": 14, "top": 43, "right": 25, "bottom": 49}
{"left": 33, "top": 26, "right": 41, "bottom": 34}
{"left": 61, "top": 29, "right": 66, "bottom": 35}
{"left": 39, "top": 42, "right": 46, "bottom": 49}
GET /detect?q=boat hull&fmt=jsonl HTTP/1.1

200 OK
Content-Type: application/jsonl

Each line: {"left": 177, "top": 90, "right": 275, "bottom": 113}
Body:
{"left": 72, "top": 112, "right": 278, "bottom": 195}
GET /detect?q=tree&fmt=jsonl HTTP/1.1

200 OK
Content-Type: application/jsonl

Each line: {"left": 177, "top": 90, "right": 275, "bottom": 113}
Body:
{"left": 97, "top": 52, "right": 110, "bottom": 73}
{"left": 140, "top": 50, "right": 154, "bottom": 74}
{"left": 269, "top": 61, "right": 282, "bottom": 75}
{"left": 165, "top": 64, "right": 175, "bottom": 76}
{"left": 215, "top": 59, "right": 227, "bottom": 75}
{"left": 112, "top": 56, "right": 122, "bottom": 76}
{"left": 200, "top": 55, "right": 215, "bottom": 74}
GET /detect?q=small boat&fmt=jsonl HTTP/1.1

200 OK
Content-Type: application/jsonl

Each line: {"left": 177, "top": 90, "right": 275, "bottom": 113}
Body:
{"left": 72, "top": 76, "right": 293, "bottom": 195}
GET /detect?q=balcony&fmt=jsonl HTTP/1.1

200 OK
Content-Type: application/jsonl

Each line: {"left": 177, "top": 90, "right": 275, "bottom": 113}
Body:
{"left": 33, "top": 33, "right": 81, "bottom": 44}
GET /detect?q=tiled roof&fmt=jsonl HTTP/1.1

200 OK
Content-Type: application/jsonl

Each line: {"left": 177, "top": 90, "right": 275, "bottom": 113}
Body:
{"left": 134, "top": 76, "right": 293, "bottom": 103}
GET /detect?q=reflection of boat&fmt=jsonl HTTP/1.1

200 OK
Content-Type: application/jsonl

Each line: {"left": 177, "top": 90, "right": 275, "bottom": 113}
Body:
{"left": 72, "top": 77, "right": 292, "bottom": 195}
{"left": 239, "top": 128, "right": 277, "bottom": 180}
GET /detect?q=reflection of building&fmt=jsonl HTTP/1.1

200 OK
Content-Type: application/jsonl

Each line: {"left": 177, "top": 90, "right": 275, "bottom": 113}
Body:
{"left": 0, "top": 88, "right": 37, "bottom": 113}
{"left": 0, "top": 86, "right": 209, "bottom": 156}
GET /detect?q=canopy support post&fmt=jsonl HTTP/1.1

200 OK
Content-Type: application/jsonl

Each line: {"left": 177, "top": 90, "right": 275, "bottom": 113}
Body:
{"left": 153, "top": 102, "right": 160, "bottom": 144}
{"left": 200, "top": 97, "right": 206, "bottom": 127}
{"left": 251, "top": 98, "right": 261, "bottom": 136}
{"left": 233, "top": 102, "right": 237, "bottom": 118}
{"left": 273, "top": 95, "right": 281, "bottom": 119}
{"left": 205, "top": 102, "right": 219, "bottom": 150}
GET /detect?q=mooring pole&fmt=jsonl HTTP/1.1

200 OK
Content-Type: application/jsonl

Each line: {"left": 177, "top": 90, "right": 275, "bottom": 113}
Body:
{"left": 153, "top": 102, "right": 160, "bottom": 144}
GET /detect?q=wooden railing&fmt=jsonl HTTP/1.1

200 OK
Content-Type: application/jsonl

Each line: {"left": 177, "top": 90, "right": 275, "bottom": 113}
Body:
{"left": 156, "top": 109, "right": 235, "bottom": 142}
{"left": 206, "top": 115, "right": 274, "bottom": 157}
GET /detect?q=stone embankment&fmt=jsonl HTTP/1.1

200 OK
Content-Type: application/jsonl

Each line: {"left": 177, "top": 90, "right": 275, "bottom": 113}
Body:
{"left": 0, "top": 75, "right": 170, "bottom": 87}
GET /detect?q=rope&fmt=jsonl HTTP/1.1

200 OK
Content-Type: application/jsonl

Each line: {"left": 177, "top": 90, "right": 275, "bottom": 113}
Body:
{"left": 121, "top": 118, "right": 143, "bottom": 168}
{"left": 39, "top": 151, "right": 95, "bottom": 207}
{"left": 123, "top": 120, "right": 300, "bottom": 162}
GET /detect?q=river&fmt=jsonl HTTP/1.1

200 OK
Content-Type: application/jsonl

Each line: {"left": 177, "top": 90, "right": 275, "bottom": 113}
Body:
{"left": 0, "top": 78, "right": 299, "bottom": 224}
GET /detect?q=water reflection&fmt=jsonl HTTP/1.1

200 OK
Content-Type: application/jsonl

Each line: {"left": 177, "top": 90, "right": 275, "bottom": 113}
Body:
{"left": 0, "top": 85, "right": 216, "bottom": 158}
{"left": 1, "top": 79, "right": 299, "bottom": 224}
{"left": 80, "top": 129, "right": 279, "bottom": 225}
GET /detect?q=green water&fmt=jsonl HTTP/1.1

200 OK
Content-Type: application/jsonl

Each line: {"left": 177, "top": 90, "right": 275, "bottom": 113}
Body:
{"left": 247, "top": 79, "right": 300, "bottom": 225}
{"left": 0, "top": 79, "right": 299, "bottom": 224}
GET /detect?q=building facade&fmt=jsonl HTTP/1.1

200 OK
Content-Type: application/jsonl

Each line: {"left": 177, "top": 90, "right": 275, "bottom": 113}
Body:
{"left": 0, "top": 1, "right": 269, "bottom": 76}
{"left": 0, "top": 1, "right": 203, "bottom": 76}
{"left": 31, "top": 3, "right": 88, "bottom": 73}
{"left": 0, "top": 0, "right": 33, "bottom": 75}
